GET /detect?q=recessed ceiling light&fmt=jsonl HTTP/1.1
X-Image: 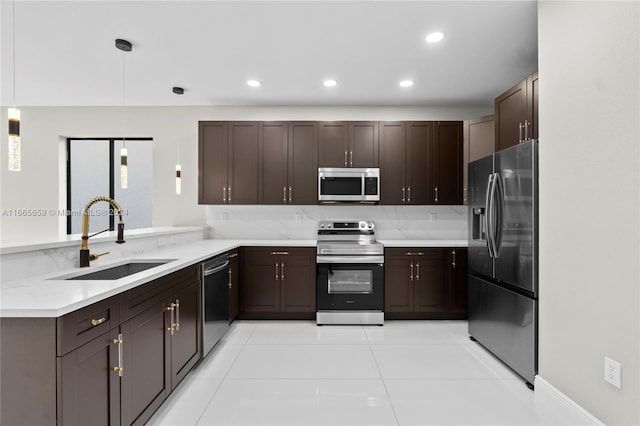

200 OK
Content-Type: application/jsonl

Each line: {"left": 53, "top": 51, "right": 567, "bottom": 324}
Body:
{"left": 323, "top": 79, "right": 338, "bottom": 87}
{"left": 247, "top": 80, "right": 261, "bottom": 87}
{"left": 425, "top": 32, "right": 445, "bottom": 44}
{"left": 400, "top": 80, "right": 414, "bottom": 88}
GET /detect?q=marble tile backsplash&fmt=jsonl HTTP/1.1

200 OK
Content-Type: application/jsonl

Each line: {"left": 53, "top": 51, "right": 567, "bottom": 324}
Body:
{"left": 1, "top": 229, "right": 207, "bottom": 283}
{"left": 206, "top": 205, "right": 468, "bottom": 240}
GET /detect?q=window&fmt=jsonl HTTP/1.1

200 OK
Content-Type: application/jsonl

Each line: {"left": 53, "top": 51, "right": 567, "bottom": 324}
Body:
{"left": 66, "top": 138, "right": 153, "bottom": 234}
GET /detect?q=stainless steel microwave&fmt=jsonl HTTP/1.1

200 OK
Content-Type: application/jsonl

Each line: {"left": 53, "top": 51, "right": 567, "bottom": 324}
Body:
{"left": 318, "top": 168, "right": 380, "bottom": 202}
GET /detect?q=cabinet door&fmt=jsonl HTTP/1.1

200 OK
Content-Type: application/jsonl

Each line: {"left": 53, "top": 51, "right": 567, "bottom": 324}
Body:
{"left": 384, "top": 252, "right": 413, "bottom": 313}
{"left": 319, "top": 122, "right": 349, "bottom": 167}
{"left": 448, "top": 248, "right": 468, "bottom": 314}
{"left": 413, "top": 250, "right": 446, "bottom": 313}
{"left": 241, "top": 248, "right": 280, "bottom": 313}
{"left": 432, "top": 121, "right": 463, "bottom": 205}
{"left": 280, "top": 248, "right": 316, "bottom": 313}
{"left": 258, "top": 122, "right": 289, "bottom": 204}
{"left": 379, "top": 122, "right": 407, "bottom": 205}
{"left": 169, "top": 280, "right": 200, "bottom": 389}
{"left": 229, "top": 258, "right": 240, "bottom": 321}
{"left": 59, "top": 328, "right": 121, "bottom": 426}
{"left": 198, "top": 122, "right": 228, "bottom": 204}
{"left": 120, "top": 301, "right": 170, "bottom": 426}
{"left": 349, "top": 121, "right": 379, "bottom": 167}
{"left": 288, "top": 122, "right": 318, "bottom": 204}
{"left": 463, "top": 116, "right": 495, "bottom": 205}
{"left": 527, "top": 72, "right": 539, "bottom": 140}
{"left": 228, "top": 122, "right": 259, "bottom": 204}
{"left": 495, "top": 79, "right": 527, "bottom": 151}
{"left": 407, "top": 122, "right": 432, "bottom": 205}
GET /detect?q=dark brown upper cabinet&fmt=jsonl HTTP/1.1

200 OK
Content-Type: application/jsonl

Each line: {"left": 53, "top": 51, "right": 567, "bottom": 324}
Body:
{"left": 258, "top": 122, "right": 318, "bottom": 204}
{"left": 495, "top": 71, "right": 538, "bottom": 151}
{"left": 199, "top": 121, "right": 259, "bottom": 204}
{"left": 463, "top": 115, "right": 495, "bottom": 205}
{"left": 432, "top": 121, "right": 463, "bottom": 205}
{"left": 380, "top": 121, "right": 462, "bottom": 205}
{"left": 319, "top": 121, "right": 378, "bottom": 168}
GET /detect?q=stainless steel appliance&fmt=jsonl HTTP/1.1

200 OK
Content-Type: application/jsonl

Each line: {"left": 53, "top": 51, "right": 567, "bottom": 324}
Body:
{"left": 316, "top": 220, "right": 384, "bottom": 325}
{"left": 201, "top": 254, "right": 230, "bottom": 356}
{"left": 468, "top": 139, "right": 538, "bottom": 388}
{"left": 318, "top": 168, "right": 380, "bottom": 203}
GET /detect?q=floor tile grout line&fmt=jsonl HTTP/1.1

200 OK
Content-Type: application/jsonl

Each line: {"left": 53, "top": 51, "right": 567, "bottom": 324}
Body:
{"left": 194, "top": 322, "right": 258, "bottom": 426}
{"left": 364, "top": 326, "right": 402, "bottom": 426}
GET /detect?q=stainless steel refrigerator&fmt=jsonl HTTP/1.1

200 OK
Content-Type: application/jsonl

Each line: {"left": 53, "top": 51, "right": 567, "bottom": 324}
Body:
{"left": 468, "top": 139, "right": 538, "bottom": 388}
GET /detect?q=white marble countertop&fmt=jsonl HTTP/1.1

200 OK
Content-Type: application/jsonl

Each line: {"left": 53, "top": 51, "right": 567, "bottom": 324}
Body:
{"left": 0, "top": 238, "right": 465, "bottom": 318}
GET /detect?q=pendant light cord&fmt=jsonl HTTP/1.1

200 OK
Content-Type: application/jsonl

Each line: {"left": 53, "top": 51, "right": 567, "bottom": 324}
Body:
{"left": 121, "top": 47, "right": 126, "bottom": 148}
{"left": 12, "top": 0, "right": 16, "bottom": 108}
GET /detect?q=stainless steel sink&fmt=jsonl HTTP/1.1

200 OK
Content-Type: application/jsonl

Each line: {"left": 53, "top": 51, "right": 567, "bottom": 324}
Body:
{"left": 51, "top": 260, "right": 176, "bottom": 281}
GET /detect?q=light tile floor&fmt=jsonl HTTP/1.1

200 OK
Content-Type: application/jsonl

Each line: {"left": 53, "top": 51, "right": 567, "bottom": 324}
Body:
{"left": 148, "top": 320, "right": 570, "bottom": 426}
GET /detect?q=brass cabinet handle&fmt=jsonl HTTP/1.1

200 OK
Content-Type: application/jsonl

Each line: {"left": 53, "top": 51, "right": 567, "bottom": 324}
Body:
{"left": 525, "top": 120, "right": 530, "bottom": 140}
{"left": 463, "top": 188, "right": 468, "bottom": 204}
{"left": 270, "top": 251, "right": 289, "bottom": 255}
{"left": 408, "top": 187, "right": 411, "bottom": 204}
{"left": 350, "top": 150, "right": 353, "bottom": 167}
{"left": 416, "top": 262, "right": 420, "bottom": 281}
{"left": 405, "top": 252, "right": 424, "bottom": 256}
{"left": 289, "top": 186, "right": 292, "bottom": 203}
{"left": 228, "top": 268, "right": 233, "bottom": 288}
{"left": 174, "top": 299, "right": 180, "bottom": 331}
{"left": 167, "top": 304, "right": 176, "bottom": 335}
{"left": 228, "top": 186, "right": 232, "bottom": 202}
{"left": 275, "top": 262, "right": 279, "bottom": 280}
{"left": 452, "top": 250, "right": 456, "bottom": 269}
{"left": 112, "top": 333, "right": 123, "bottom": 377}
{"left": 283, "top": 186, "right": 287, "bottom": 203}
{"left": 409, "top": 262, "right": 414, "bottom": 281}
{"left": 281, "top": 262, "right": 285, "bottom": 280}
{"left": 519, "top": 122, "right": 523, "bottom": 142}
{"left": 344, "top": 150, "right": 348, "bottom": 167}
{"left": 223, "top": 186, "right": 227, "bottom": 203}
{"left": 91, "top": 317, "right": 106, "bottom": 326}
{"left": 434, "top": 186, "right": 439, "bottom": 204}
{"left": 228, "top": 252, "right": 239, "bottom": 259}
{"left": 402, "top": 187, "right": 406, "bottom": 203}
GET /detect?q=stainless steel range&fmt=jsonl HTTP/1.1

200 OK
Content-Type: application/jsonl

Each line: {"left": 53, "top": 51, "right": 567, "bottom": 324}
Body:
{"left": 316, "top": 220, "right": 384, "bottom": 325}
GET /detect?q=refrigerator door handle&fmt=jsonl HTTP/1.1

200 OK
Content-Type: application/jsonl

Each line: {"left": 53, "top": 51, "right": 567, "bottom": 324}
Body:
{"left": 485, "top": 173, "right": 495, "bottom": 258}
{"left": 493, "top": 172, "right": 504, "bottom": 258}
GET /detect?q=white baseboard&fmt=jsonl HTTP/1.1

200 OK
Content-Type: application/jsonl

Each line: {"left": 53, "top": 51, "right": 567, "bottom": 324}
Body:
{"left": 535, "top": 376, "right": 604, "bottom": 425}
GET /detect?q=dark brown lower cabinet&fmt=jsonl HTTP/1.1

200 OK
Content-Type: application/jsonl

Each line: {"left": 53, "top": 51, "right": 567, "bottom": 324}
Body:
{"left": 0, "top": 264, "right": 202, "bottom": 426}
{"left": 228, "top": 251, "right": 240, "bottom": 322}
{"left": 385, "top": 247, "right": 467, "bottom": 319}
{"left": 240, "top": 246, "right": 315, "bottom": 319}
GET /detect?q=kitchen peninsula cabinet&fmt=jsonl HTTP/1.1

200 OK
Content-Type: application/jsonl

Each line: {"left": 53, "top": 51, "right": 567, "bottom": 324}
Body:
{"left": 495, "top": 71, "right": 538, "bottom": 151}
{"left": 0, "top": 264, "right": 202, "bottom": 426}
{"left": 319, "top": 121, "right": 379, "bottom": 168}
{"left": 258, "top": 121, "right": 318, "bottom": 204}
{"left": 199, "top": 121, "right": 259, "bottom": 204}
{"left": 385, "top": 247, "right": 467, "bottom": 319}
{"left": 240, "top": 247, "right": 315, "bottom": 319}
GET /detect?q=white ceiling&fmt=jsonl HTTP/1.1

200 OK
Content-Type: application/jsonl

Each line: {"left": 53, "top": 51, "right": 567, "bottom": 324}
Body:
{"left": 0, "top": 1, "right": 538, "bottom": 107}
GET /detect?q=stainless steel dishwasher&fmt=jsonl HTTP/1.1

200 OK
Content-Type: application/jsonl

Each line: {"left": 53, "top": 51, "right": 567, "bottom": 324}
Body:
{"left": 202, "top": 254, "right": 230, "bottom": 357}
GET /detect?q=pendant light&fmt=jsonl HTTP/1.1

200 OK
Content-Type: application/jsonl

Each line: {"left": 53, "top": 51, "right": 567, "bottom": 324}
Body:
{"left": 172, "top": 87, "right": 184, "bottom": 195}
{"left": 115, "top": 38, "right": 132, "bottom": 189}
{"left": 8, "top": 0, "right": 20, "bottom": 171}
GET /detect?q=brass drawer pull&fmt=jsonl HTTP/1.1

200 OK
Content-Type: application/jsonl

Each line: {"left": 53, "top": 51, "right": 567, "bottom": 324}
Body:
{"left": 228, "top": 252, "right": 239, "bottom": 259}
{"left": 91, "top": 317, "right": 106, "bottom": 326}
{"left": 405, "top": 252, "right": 424, "bottom": 256}
{"left": 271, "top": 251, "right": 289, "bottom": 255}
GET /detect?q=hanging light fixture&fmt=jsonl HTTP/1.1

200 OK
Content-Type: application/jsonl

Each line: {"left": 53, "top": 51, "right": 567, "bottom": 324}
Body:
{"left": 115, "top": 38, "right": 132, "bottom": 189}
{"left": 8, "top": 0, "right": 20, "bottom": 171}
{"left": 173, "top": 86, "right": 184, "bottom": 195}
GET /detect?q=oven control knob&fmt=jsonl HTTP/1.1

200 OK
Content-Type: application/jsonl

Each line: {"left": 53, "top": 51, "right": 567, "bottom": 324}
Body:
{"left": 367, "top": 222, "right": 374, "bottom": 229}
{"left": 320, "top": 224, "right": 325, "bottom": 228}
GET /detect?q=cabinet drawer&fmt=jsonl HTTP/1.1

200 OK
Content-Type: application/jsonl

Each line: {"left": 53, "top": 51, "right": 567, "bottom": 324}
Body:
{"left": 57, "top": 296, "right": 120, "bottom": 356}
{"left": 120, "top": 265, "right": 200, "bottom": 322}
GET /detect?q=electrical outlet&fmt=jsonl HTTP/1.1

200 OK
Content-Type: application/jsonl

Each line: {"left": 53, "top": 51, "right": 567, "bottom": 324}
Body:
{"left": 604, "top": 357, "right": 621, "bottom": 388}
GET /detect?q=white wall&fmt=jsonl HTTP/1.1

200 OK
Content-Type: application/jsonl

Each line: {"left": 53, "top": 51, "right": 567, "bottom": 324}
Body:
{"left": 0, "top": 105, "right": 490, "bottom": 242}
{"left": 538, "top": 2, "right": 640, "bottom": 425}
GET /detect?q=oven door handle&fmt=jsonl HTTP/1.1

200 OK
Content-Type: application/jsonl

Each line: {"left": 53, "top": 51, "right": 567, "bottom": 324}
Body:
{"left": 203, "top": 260, "right": 229, "bottom": 277}
{"left": 316, "top": 255, "right": 384, "bottom": 264}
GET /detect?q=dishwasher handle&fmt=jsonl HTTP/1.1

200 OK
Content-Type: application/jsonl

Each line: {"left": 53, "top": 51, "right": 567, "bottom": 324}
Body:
{"left": 203, "top": 260, "right": 229, "bottom": 277}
